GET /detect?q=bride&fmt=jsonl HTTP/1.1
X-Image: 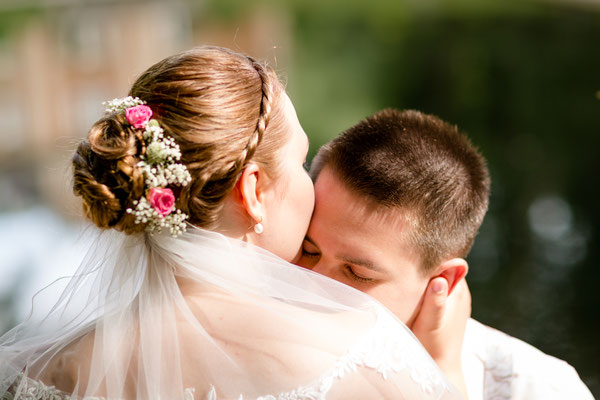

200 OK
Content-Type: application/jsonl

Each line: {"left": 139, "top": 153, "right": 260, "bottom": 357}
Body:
{"left": 0, "top": 46, "right": 461, "bottom": 399}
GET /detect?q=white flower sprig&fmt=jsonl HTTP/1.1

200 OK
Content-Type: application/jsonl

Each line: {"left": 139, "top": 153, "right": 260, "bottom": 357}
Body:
{"left": 129, "top": 197, "right": 188, "bottom": 237}
{"left": 103, "top": 96, "right": 145, "bottom": 114}
{"left": 102, "top": 97, "right": 192, "bottom": 237}
{"left": 136, "top": 120, "right": 192, "bottom": 190}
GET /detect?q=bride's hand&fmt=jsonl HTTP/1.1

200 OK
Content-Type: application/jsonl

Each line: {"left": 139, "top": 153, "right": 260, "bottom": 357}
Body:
{"left": 410, "top": 277, "right": 471, "bottom": 398}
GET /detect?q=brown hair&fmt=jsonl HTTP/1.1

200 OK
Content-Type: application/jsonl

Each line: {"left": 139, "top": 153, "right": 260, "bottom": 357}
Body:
{"left": 72, "top": 46, "right": 288, "bottom": 233}
{"left": 311, "top": 109, "right": 490, "bottom": 272}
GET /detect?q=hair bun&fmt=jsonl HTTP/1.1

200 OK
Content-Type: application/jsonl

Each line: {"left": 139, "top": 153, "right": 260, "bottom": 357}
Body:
{"left": 72, "top": 114, "right": 145, "bottom": 233}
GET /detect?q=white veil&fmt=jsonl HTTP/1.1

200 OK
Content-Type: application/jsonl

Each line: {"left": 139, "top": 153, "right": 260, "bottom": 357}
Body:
{"left": 0, "top": 225, "right": 461, "bottom": 399}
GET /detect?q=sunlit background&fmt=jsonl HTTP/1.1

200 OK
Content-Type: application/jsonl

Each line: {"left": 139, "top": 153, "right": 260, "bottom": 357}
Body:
{"left": 1, "top": 0, "right": 599, "bottom": 395}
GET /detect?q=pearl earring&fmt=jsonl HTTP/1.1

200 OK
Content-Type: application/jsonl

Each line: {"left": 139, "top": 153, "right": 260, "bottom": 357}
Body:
{"left": 253, "top": 217, "right": 264, "bottom": 234}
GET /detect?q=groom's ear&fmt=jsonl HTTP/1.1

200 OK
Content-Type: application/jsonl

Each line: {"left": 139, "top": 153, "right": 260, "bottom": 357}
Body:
{"left": 433, "top": 258, "right": 468, "bottom": 295}
{"left": 236, "top": 163, "right": 265, "bottom": 222}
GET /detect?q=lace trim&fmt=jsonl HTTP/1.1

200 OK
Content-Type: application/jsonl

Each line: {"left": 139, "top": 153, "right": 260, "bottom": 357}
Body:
{"left": 2, "top": 376, "right": 195, "bottom": 400}
{"left": 2, "top": 374, "right": 98, "bottom": 400}
{"left": 329, "top": 310, "right": 448, "bottom": 394}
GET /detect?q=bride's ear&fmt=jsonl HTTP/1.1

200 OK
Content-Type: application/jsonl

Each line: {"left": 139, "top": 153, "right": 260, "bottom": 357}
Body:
{"left": 433, "top": 258, "right": 468, "bottom": 295}
{"left": 236, "top": 163, "right": 265, "bottom": 224}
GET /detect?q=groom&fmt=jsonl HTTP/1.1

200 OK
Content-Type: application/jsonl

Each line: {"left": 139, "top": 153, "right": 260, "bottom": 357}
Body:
{"left": 296, "top": 109, "right": 593, "bottom": 399}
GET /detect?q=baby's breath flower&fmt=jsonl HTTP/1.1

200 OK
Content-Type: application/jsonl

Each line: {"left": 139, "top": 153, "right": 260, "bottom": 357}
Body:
{"left": 105, "top": 96, "right": 190, "bottom": 237}
{"left": 103, "top": 96, "right": 145, "bottom": 113}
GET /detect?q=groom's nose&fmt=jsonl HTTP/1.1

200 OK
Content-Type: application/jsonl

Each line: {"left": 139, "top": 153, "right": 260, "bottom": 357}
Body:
{"left": 310, "top": 261, "right": 336, "bottom": 279}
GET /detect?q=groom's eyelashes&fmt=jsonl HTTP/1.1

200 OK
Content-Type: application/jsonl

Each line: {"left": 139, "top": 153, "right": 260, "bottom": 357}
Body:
{"left": 301, "top": 238, "right": 320, "bottom": 258}
{"left": 301, "top": 247, "right": 320, "bottom": 258}
{"left": 344, "top": 265, "right": 374, "bottom": 283}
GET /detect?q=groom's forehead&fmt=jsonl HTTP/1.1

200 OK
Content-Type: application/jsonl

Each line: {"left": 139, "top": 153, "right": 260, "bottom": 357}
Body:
{"left": 314, "top": 168, "right": 416, "bottom": 240}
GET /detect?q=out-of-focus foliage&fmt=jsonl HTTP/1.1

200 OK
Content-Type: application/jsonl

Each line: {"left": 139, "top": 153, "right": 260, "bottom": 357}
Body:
{"left": 0, "top": 7, "right": 40, "bottom": 39}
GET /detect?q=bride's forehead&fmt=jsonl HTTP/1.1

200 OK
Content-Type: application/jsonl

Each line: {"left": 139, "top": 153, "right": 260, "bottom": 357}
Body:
{"left": 280, "top": 95, "right": 308, "bottom": 142}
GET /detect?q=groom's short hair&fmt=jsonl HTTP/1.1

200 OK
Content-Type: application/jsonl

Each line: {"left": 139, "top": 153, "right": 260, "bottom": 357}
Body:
{"left": 310, "top": 109, "right": 490, "bottom": 272}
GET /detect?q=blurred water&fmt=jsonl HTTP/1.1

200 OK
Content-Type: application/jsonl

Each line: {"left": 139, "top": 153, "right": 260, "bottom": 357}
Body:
{"left": 0, "top": 207, "right": 85, "bottom": 333}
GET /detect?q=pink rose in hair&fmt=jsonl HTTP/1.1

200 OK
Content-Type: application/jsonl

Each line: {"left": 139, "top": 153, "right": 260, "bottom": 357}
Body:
{"left": 147, "top": 188, "right": 175, "bottom": 217}
{"left": 125, "top": 105, "right": 153, "bottom": 129}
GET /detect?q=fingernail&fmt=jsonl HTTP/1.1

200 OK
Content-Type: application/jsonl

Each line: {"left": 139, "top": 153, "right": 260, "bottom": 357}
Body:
{"left": 432, "top": 279, "right": 446, "bottom": 293}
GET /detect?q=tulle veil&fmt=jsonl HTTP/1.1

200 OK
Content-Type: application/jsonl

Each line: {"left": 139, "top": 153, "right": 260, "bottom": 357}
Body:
{"left": 0, "top": 224, "right": 460, "bottom": 399}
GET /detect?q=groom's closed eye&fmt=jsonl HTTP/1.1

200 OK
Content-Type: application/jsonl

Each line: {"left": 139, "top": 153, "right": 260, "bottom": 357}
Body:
{"left": 343, "top": 264, "right": 374, "bottom": 283}
{"left": 301, "top": 248, "right": 319, "bottom": 258}
{"left": 299, "top": 237, "right": 377, "bottom": 284}
{"left": 301, "top": 238, "right": 320, "bottom": 258}
{"left": 296, "top": 237, "right": 321, "bottom": 269}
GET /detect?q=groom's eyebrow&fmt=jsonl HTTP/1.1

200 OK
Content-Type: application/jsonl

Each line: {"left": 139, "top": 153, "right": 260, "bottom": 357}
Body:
{"left": 340, "top": 255, "right": 386, "bottom": 273}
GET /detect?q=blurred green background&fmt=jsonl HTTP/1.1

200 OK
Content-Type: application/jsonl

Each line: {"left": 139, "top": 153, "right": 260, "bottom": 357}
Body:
{"left": 0, "top": 0, "right": 598, "bottom": 395}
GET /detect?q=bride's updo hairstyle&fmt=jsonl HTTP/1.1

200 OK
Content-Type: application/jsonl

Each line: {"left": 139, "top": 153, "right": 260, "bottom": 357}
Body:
{"left": 72, "top": 46, "right": 287, "bottom": 234}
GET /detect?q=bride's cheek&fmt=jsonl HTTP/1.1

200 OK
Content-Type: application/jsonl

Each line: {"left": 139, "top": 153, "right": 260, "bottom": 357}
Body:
{"left": 304, "top": 174, "right": 316, "bottom": 215}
